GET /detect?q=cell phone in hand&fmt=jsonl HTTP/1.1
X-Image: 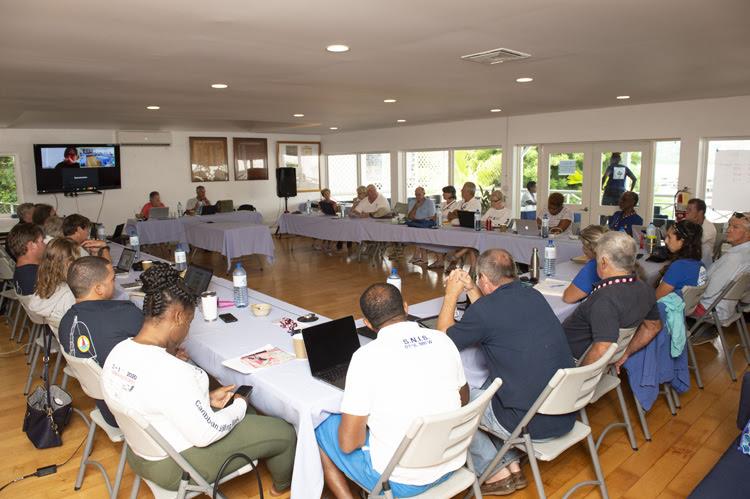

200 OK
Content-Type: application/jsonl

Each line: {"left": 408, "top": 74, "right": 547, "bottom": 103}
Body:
{"left": 219, "top": 313, "right": 238, "bottom": 323}
{"left": 234, "top": 385, "right": 253, "bottom": 401}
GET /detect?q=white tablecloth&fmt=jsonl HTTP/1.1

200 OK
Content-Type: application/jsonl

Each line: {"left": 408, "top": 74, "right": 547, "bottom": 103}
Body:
{"left": 277, "top": 213, "right": 582, "bottom": 264}
{"left": 184, "top": 222, "right": 275, "bottom": 271}
{"left": 125, "top": 211, "right": 263, "bottom": 245}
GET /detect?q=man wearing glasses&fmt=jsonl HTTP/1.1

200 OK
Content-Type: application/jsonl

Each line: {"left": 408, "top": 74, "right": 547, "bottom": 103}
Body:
{"left": 692, "top": 211, "right": 750, "bottom": 344}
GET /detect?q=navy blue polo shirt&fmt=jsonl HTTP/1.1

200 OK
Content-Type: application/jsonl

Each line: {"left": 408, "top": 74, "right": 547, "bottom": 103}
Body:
{"left": 603, "top": 164, "right": 634, "bottom": 193}
{"left": 608, "top": 211, "right": 643, "bottom": 235}
{"left": 447, "top": 280, "right": 576, "bottom": 439}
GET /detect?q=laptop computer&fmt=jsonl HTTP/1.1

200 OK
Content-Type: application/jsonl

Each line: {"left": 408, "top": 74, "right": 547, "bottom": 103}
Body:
{"left": 303, "top": 316, "right": 361, "bottom": 390}
{"left": 457, "top": 210, "right": 476, "bottom": 229}
{"left": 217, "top": 200, "right": 234, "bottom": 213}
{"left": 514, "top": 218, "right": 539, "bottom": 236}
{"left": 149, "top": 207, "right": 170, "bottom": 220}
{"left": 183, "top": 264, "right": 213, "bottom": 295}
{"left": 114, "top": 248, "right": 136, "bottom": 275}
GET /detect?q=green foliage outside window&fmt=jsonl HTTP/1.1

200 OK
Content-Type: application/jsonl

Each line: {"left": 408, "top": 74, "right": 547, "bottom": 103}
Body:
{"left": 0, "top": 156, "right": 18, "bottom": 214}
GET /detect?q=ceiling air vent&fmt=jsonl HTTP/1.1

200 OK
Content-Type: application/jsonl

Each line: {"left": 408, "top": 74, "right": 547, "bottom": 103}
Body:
{"left": 460, "top": 48, "right": 531, "bottom": 65}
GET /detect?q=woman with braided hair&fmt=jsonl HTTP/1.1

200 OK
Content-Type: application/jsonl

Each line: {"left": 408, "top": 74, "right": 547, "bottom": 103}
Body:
{"left": 101, "top": 262, "right": 296, "bottom": 494}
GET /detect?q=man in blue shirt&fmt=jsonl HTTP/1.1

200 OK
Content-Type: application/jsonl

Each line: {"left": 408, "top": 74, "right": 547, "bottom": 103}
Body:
{"left": 601, "top": 153, "right": 637, "bottom": 206}
{"left": 406, "top": 186, "right": 436, "bottom": 221}
{"left": 608, "top": 191, "right": 643, "bottom": 235}
{"left": 436, "top": 249, "right": 575, "bottom": 495}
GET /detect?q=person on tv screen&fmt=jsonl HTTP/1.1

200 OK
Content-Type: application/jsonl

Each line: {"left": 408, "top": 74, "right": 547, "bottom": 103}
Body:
{"left": 55, "top": 146, "right": 80, "bottom": 169}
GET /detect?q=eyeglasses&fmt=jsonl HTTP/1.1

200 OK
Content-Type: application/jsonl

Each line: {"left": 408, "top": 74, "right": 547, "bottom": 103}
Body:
{"left": 734, "top": 212, "right": 747, "bottom": 219}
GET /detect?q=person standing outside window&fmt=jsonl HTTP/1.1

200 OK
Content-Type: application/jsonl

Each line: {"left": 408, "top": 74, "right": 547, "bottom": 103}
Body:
{"left": 601, "top": 153, "right": 637, "bottom": 206}
{"left": 520, "top": 181, "right": 537, "bottom": 220}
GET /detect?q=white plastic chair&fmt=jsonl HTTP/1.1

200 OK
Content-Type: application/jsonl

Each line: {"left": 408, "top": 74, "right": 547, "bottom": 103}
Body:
{"left": 104, "top": 395, "right": 258, "bottom": 499}
{"left": 688, "top": 273, "right": 750, "bottom": 381}
{"left": 471, "top": 343, "right": 618, "bottom": 499}
{"left": 682, "top": 283, "right": 708, "bottom": 388}
{"left": 579, "top": 327, "right": 640, "bottom": 451}
{"left": 62, "top": 352, "right": 127, "bottom": 498}
{"left": 355, "top": 378, "right": 502, "bottom": 499}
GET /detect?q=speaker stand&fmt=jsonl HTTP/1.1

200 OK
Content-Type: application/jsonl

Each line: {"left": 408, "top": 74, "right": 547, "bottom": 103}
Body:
{"left": 283, "top": 196, "right": 289, "bottom": 213}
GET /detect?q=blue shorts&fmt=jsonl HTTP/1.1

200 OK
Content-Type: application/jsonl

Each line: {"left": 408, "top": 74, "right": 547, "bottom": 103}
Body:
{"left": 315, "top": 415, "right": 451, "bottom": 497}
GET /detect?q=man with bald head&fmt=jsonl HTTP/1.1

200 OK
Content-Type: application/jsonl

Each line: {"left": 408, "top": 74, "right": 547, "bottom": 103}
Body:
{"left": 437, "top": 249, "right": 575, "bottom": 495}
{"left": 351, "top": 184, "right": 391, "bottom": 218}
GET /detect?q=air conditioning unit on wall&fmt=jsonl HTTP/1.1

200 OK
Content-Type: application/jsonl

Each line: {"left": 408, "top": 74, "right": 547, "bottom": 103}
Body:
{"left": 117, "top": 130, "right": 172, "bottom": 146}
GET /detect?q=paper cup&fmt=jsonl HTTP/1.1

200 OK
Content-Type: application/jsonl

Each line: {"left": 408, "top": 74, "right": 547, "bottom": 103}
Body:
{"left": 141, "top": 260, "right": 153, "bottom": 270}
{"left": 201, "top": 291, "right": 218, "bottom": 321}
{"left": 292, "top": 333, "right": 307, "bottom": 359}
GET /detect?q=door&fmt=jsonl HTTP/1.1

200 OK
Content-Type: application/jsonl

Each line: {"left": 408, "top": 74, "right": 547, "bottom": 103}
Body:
{"left": 539, "top": 144, "right": 592, "bottom": 225}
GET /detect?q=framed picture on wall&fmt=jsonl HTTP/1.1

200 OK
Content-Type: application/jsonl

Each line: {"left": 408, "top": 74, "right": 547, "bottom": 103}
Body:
{"left": 276, "top": 141, "right": 321, "bottom": 192}
{"left": 233, "top": 137, "right": 268, "bottom": 180}
{"left": 189, "top": 137, "right": 229, "bottom": 182}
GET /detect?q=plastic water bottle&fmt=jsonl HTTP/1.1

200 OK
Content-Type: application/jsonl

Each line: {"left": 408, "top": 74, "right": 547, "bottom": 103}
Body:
{"left": 177, "top": 201, "right": 183, "bottom": 217}
{"left": 544, "top": 239, "right": 556, "bottom": 277}
{"left": 473, "top": 209, "right": 481, "bottom": 231}
{"left": 306, "top": 199, "right": 312, "bottom": 215}
{"left": 96, "top": 224, "right": 106, "bottom": 240}
{"left": 541, "top": 213, "right": 550, "bottom": 238}
{"left": 232, "top": 263, "right": 249, "bottom": 308}
{"left": 129, "top": 231, "right": 140, "bottom": 260}
{"left": 386, "top": 268, "right": 402, "bottom": 292}
{"left": 646, "top": 222, "right": 657, "bottom": 254}
{"left": 174, "top": 244, "right": 187, "bottom": 272}
{"left": 436, "top": 210, "right": 443, "bottom": 227}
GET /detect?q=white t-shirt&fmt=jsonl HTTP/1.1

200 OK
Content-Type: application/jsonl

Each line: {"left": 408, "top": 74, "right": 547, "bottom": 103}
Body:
{"left": 340, "top": 321, "right": 466, "bottom": 485}
{"left": 701, "top": 218, "right": 717, "bottom": 267}
{"left": 451, "top": 197, "right": 482, "bottom": 226}
{"left": 186, "top": 197, "right": 211, "bottom": 212}
{"left": 101, "top": 339, "right": 247, "bottom": 456}
{"left": 537, "top": 206, "right": 574, "bottom": 232}
{"left": 352, "top": 194, "right": 390, "bottom": 214}
{"left": 439, "top": 199, "right": 458, "bottom": 218}
{"left": 520, "top": 191, "right": 537, "bottom": 212}
{"left": 481, "top": 207, "right": 513, "bottom": 226}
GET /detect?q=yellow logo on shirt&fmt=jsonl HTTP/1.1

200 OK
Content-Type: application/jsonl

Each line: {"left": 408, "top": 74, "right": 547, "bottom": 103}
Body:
{"left": 76, "top": 336, "right": 91, "bottom": 353}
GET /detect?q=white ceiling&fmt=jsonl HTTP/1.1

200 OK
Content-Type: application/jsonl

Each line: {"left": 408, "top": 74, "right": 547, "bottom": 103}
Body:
{"left": 1, "top": 0, "right": 749, "bottom": 134}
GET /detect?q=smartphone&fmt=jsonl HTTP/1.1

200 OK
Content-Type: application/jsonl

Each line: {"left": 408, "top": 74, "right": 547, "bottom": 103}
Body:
{"left": 219, "top": 313, "right": 238, "bottom": 323}
{"left": 234, "top": 385, "right": 253, "bottom": 401}
{"left": 121, "top": 281, "right": 142, "bottom": 289}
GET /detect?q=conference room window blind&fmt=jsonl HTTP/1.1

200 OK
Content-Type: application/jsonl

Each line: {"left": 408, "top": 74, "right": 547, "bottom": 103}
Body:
{"left": 326, "top": 154, "right": 358, "bottom": 201}
{"left": 405, "top": 150, "right": 449, "bottom": 196}
{"left": 360, "top": 152, "right": 391, "bottom": 199}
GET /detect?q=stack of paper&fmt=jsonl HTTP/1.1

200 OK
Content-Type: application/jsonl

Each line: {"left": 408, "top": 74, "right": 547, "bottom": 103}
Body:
{"left": 534, "top": 279, "right": 570, "bottom": 297}
{"left": 222, "top": 344, "right": 295, "bottom": 374}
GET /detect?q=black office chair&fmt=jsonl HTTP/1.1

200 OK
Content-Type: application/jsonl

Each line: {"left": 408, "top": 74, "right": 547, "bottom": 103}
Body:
{"left": 237, "top": 204, "right": 256, "bottom": 211}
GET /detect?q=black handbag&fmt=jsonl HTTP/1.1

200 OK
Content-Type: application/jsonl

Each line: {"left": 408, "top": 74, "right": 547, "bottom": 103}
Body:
{"left": 22, "top": 329, "right": 73, "bottom": 449}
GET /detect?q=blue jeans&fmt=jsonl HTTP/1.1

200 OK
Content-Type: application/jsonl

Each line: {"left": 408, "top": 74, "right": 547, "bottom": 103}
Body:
{"left": 468, "top": 386, "right": 523, "bottom": 477}
{"left": 520, "top": 211, "right": 536, "bottom": 220}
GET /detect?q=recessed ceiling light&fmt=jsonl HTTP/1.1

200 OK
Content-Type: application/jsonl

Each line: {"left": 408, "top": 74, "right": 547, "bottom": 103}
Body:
{"left": 293, "top": 113, "right": 305, "bottom": 118}
{"left": 326, "top": 44, "right": 350, "bottom": 53}
{"left": 329, "top": 126, "right": 339, "bottom": 130}
{"left": 616, "top": 95, "right": 631, "bottom": 100}
{"left": 146, "top": 105, "right": 160, "bottom": 110}
{"left": 383, "top": 98, "right": 397, "bottom": 103}
{"left": 397, "top": 119, "right": 406, "bottom": 123}
{"left": 515, "top": 77, "right": 534, "bottom": 83}
{"left": 211, "top": 83, "right": 228, "bottom": 89}
{"left": 490, "top": 108, "right": 502, "bottom": 113}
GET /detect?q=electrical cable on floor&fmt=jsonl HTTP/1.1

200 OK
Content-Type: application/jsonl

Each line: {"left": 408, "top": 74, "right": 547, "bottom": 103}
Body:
{"left": 0, "top": 434, "right": 86, "bottom": 494}
{"left": 0, "top": 343, "right": 28, "bottom": 356}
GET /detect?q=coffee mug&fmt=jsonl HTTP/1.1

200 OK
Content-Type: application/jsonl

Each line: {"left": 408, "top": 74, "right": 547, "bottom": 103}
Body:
{"left": 201, "top": 291, "right": 218, "bottom": 321}
{"left": 141, "top": 260, "right": 153, "bottom": 271}
{"left": 292, "top": 333, "right": 307, "bottom": 359}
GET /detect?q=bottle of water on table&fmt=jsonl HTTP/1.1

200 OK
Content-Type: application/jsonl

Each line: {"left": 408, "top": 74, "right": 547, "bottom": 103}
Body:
{"left": 386, "top": 268, "right": 402, "bottom": 292}
{"left": 129, "top": 230, "right": 140, "bottom": 260}
{"left": 544, "top": 239, "right": 556, "bottom": 277}
{"left": 306, "top": 199, "right": 312, "bottom": 215}
{"left": 474, "top": 209, "right": 481, "bottom": 231}
{"left": 174, "top": 244, "right": 187, "bottom": 272}
{"left": 233, "top": 263, "right": 249, "bottom": 308}
{"left": 177, "top": 201, "right": 183, "bottom": 217}
{"left": 541, "top": 213, "right": 550, "bottom": 238}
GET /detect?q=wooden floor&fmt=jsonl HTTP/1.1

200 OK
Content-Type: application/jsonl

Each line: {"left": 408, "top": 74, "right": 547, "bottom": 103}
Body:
{"left": 0, "top": 235, "right": 746, "bottom": 498}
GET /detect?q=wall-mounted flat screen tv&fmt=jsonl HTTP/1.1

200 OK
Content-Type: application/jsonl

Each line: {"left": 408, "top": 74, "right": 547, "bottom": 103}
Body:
{"left": 34, "top": 144, "right": 122, "bottom": 194}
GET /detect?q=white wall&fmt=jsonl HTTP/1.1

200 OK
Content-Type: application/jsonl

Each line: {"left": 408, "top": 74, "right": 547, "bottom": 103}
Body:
{"left": 323, "top": 95, "right": 750, "bottom": 206}
{"left": 0, "top": 129, "right": 322, "bottom": 230}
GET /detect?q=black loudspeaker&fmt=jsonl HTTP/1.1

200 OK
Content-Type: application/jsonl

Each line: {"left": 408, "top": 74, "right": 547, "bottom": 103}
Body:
{"left": 276, "top": 167, "right": 297, "bottom": 198}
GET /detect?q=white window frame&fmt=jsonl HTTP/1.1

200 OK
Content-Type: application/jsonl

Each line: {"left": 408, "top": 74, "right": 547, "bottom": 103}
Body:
{"left": 326, "top": 151, "right": 392, "bottom": 190}
{"left": 0, "top": 152, "right": 23, "bottom": 218}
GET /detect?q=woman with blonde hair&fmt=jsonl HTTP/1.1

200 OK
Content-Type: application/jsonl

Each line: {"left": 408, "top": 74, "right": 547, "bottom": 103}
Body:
{"left": 42, "top": 215, "right": 64, "bottom": 243}
{"left": 562, "top": 225, "right": 609, "bottom": 303}
{"left": 28, "top": 237, "right": 78, "bottom": 329}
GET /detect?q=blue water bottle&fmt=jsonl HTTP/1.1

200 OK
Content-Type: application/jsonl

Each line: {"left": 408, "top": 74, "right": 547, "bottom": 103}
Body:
{"left": 232, "top": 263, "right": 249, "bottom": 308}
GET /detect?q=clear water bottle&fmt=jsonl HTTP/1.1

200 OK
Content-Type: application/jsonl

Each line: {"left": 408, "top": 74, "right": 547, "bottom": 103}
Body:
{"left": 177, "top": 201, "right": 183, "bottom": 217}
{"left": 174, "top": 244, "right": 187, "bottom": 272}
{"left": 232, "top": 263, "right": 249, "bottom": 308}
{"left": 474, "top": 209, "right": 481, "bottom": 231}
{"left": 541, "top": 213, "right": 550, "bottom": 238}
{"left": 436, "top": 210, "right": 442, "bottom": 227}
{"left": 306, "top": 199, "right": 312, "bottom": 214}
{"left": 386, "top": 268, "right": 402, "bottom": 292}
{"left": 544, "top": 239, "right": 556, "bottom": 277}
{"left": 129, "top": 231, "right": 140, "bottom": 260}
{"left": 646, "top": 222, "right": 657, "bottom": 254}
{"left": 96, "top": 223, "right": 106, "bottom": 240}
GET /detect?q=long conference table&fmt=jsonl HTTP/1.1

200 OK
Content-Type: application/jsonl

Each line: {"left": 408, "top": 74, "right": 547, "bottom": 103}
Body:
{"left": 109, "top": 244, "right": 662, "bottom": 499}
{"left": 125, "top": 211, "right": 264, "bottom": 245}
{"left": 277, "top": 213, "right": 582, "bottom": 264}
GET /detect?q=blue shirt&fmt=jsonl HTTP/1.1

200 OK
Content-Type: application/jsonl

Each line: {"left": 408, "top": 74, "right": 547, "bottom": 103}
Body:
{"left": 603, "top": 163, "right": 634, "bottom": 192}
{"left": 608, "top": 211, "right": 643, "bottom": 235}
{"left": 662, "top": 258, "right": 707, "bottom": 294}
{"left": 447, "top": 280, "right": 575, "bottom": 439}
{"left": 407, "top": 198, "right": 436, "bottom": 220}
{"left": 571, "top": 259, "right": 600, "bottom": 295}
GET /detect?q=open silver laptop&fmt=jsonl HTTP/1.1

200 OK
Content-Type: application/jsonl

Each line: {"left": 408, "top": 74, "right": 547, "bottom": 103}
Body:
{"left": 149, "top": 207, "right": 170, "bottom": 220}
{"left": 514, "top": 218, "right": 539, "bottom": 236}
